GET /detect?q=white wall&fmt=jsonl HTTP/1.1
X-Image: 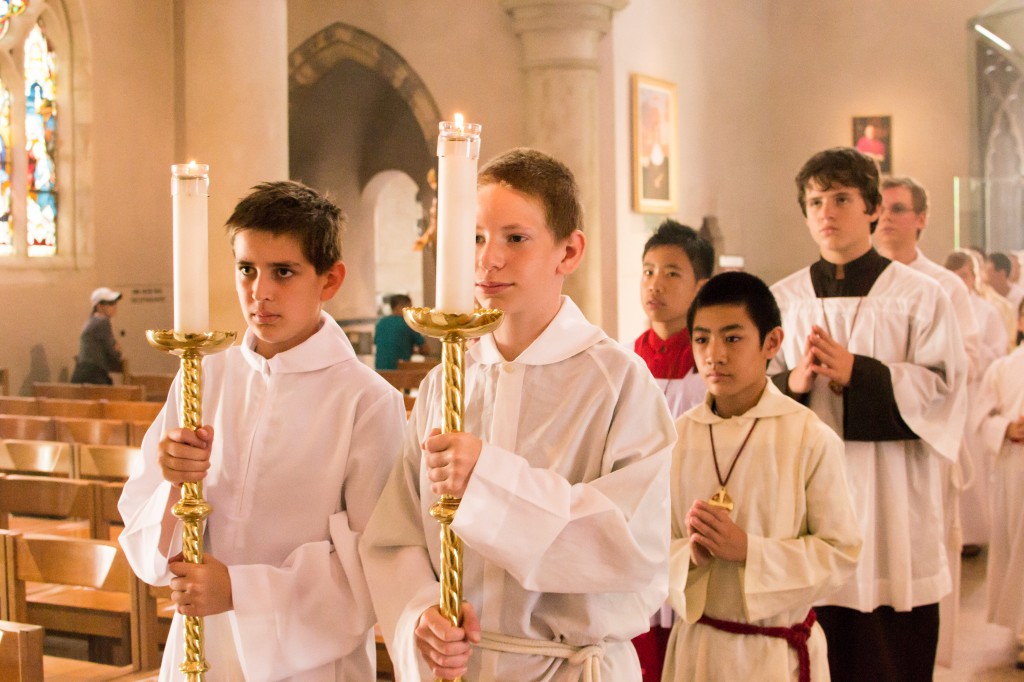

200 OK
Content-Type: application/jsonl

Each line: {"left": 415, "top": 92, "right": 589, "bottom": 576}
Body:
{"left": 610, "top": 0, "right": 992, "bottom": 342}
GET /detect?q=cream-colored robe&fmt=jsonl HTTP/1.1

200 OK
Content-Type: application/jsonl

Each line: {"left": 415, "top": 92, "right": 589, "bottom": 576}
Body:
{"left": 770, "top": 262, "right": 967, "bottom": 612}
{"left": 663, "top": 381, "right": 861, "bottom": 681}
{"left": 119, "top": 312, "right": 406, "bottom": 681}
{"left": 360, "top": 297, "right": 675, "bottom": 681}
{"left": 973, "top": 344, "right": 1024, "bottom": 636}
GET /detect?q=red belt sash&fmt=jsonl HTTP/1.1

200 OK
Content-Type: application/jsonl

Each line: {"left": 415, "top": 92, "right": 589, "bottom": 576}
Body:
{"left": 696, "top": 609, "right": 816, "bottom": 682}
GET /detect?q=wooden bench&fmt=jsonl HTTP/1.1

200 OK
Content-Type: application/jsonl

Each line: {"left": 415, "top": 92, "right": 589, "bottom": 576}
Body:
{"left": 36, "top": 398, "right": 104, "bottom": 419}
{"left": 0, "top": 440, "right": 73, "bottom": 477}
{"left": 0, "top": 530, "right": 160, "bottom": 675}
{"left": 75, "top": 445, "right": 144, "bottom": 483}
{"left": 122, "top": 374, "right": 175, "bottom": 402}
{"left": 0, "top": 368, "right": 9, "bottom": 397}
{"left": 0, "top": 476, "right": 96, "bottom": 539}
{"left": 0, "top": 416, "right": 55, "bottom": 441}
{"left": 33, "top": 383, "right": 146, "bottom": 402}
{"left": 100, "top": 401, "right": 163, "bottom": 423}
{"left": 54, "top": 418, "right": 130, "bottom": 446}
{"left": 0, "top": 397, "right": 39, "bottom": 416}
{"left": 378, "top": 369, "right": 430, "bottom": 394}
{"left": 0, "top": 620, "right": 44, "bottom": 681}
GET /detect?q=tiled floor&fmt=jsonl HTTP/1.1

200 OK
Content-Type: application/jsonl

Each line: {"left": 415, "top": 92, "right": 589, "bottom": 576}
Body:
{"left": 935, "top": 549, "right": 1023, "bottom": 681}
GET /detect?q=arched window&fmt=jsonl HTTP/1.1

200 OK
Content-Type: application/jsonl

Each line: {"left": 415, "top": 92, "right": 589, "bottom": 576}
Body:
{"left": 0, "top": 0, "right": 69, "bottom": 262}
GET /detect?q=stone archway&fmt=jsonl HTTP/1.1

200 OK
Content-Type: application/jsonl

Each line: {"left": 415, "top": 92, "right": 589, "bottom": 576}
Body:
{"left": 289, "top": 22, "right": 442, "bottom": 153}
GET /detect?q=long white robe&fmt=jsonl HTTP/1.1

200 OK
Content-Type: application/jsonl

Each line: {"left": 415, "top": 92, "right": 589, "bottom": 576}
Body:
{"left": 907, "top": 248, "right": 979, "bottom": 667}
{"left": 360, "top": 297, "right": 676, "bottom": 682}
{"left": 972, "top": 345, "right": 1024, "bottom": 636}
{"left": 663, "top": 382, "right": 862, "bottom": 682}
{"left": 119, "top": 312, "right": 407, "bottom": 682}
{"left": 960, "top": 294, "right": 1009, "bottom": 545}
{"left": 770, "top": 261, "right": 967, "bottom": 612}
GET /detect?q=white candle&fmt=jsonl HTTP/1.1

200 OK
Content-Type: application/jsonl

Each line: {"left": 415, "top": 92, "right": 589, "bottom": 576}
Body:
{"left": 171, "top": 162, "right": 210, "bottom": 333}
{"left": 435, "top": 115, "right": 482, "bottom": 314}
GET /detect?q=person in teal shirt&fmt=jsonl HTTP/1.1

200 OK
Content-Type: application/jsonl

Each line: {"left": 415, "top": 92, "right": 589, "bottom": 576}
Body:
{"left": 374, "top": 294, "right": 425, "bottom": 370}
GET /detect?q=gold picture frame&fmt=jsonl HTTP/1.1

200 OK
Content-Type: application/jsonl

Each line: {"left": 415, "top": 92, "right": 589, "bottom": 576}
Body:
{"left": 632, "top": 74, "right": 678, "bottom": 213}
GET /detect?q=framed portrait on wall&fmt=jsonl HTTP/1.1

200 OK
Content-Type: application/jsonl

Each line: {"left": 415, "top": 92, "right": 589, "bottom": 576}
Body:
{"left": 632, "top": 74, "right": 678, "bottom": 213}
{"left": 852, "top": 115, "right": 892, "bottom": 173}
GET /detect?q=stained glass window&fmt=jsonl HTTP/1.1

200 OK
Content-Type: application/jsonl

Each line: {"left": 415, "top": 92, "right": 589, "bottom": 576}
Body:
{"left": 0, "top": 83, "right": 11, "bottom": 256}
{"left": 24, "top": 20, "right": 56, "bottom": 257}
{"left": 0, "top": 1, "right": 28, "bottom": 40}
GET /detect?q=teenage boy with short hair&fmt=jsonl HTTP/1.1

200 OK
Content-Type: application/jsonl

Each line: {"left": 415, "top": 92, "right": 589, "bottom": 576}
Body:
{"left": 361, "top": 148, "right": 676, "bottom": 681}
{"left": 663, "top": 271, "right": 861, "bottom": 682}
{"left": 636, "top": 219, "right": 714, "bottom": 418}
{"left": 119, "top": 181, "right": 406, "bottom": 681}
{"left": 770, "top": 148, "right": 968, "bottom": 680}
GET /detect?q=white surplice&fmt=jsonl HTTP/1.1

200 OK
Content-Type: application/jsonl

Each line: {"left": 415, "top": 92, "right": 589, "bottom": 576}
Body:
{"left": 663, "top": 382, "right": 861, "bottom": 682}
{"left": 360, "top": 297, "right": 676, "bottom": 682}
{"left": 770, "top": 262, "right": 967, "bottom": 612}
{"left": 907, "top": 248, "right": 980, "bottom": 667}
{"left": 119, "top": 311, "right": 407, "bottom": 682}
{"left": 972, "top": 345, "right": 1024, "bottom": 636}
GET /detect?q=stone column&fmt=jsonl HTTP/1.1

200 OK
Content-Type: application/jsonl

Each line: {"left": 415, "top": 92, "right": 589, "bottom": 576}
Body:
{"left": 502, "top": 0, "right": 628, "bottom": 330}
{"left": 175, "top": 0, "right": 288, "bottom": 333}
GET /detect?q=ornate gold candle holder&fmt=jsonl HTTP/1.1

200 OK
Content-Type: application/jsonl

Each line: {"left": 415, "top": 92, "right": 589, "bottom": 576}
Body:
{"left": 404, "top": 307, "right": 503, "bottom": 682}
{"left": 146, "top": 329, "right": 236, "bottom": 682}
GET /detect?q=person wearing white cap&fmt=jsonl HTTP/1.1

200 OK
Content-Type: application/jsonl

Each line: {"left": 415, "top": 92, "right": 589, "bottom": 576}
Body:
{"left": 70, "top": 286, "right": 124, "bottom": 384}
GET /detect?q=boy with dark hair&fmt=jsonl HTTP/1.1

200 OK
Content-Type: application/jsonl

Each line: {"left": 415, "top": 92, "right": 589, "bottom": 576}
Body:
{"left": 663, "top": 271, "right": 861, "bottom": 681}
{"left": 635, "top": 219, "right": 714, "bottom": 418}
{"left": 770, "top": 148, "right": 967, "bottom": 680}
{"left": 374, "top": 293, "right": 425, "bottom": 370}
{"left": 119, "top": 180, "right": 406, "bottom": 681}
{"left": 361, "top": 148, "right": 675, "bottom": 681}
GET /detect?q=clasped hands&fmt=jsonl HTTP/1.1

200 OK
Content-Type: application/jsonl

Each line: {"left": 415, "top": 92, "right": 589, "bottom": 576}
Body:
{"left": 687, "top": 499, "right": 747, "bottom": 566}
{"left": 788, "top": 324, "right": 854, "bottom": 394}
{"left": 158, "top": 425, "right": 232, "bottom": 617}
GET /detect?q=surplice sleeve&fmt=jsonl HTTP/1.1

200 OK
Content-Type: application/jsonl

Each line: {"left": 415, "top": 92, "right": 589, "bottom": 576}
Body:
{"left": 881, "top": 282, "right": 968, "bottom": 461}
{"left": 741, "top": 419, "right": 862, "bottom": 622}
{"left": 449, "top": 358, "right": 674, "bottom": 605}
{"left": 359, "top": 376, "right": 443, "bottom": 682}
{"left": 972, "top": 357, "right": 1013, "bottom": 459}
{"left": 118, "top": 372, "right": 185, "bottom": 584}
{"left": 225, "top": 389, "right": 406, "bottom": 680}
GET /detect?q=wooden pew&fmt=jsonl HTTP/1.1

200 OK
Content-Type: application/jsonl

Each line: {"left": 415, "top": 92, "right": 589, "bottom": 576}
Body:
{"left": 0, "top": 620, "right": 44, "bottom": 682}
{"left": 0, "top": 368, "right": 9, "bottom": 397}
{"left": 36, "top": 398, "right": 104, "bottom": 419}
{"left": 397, "top": 359, "right": 440, "bottom": 371}
{"left": 122, "top": 373, "right": 175, "bottom": 402}
{"left": 54, "top": 417, "right": 130, "bottom": 446}
{"left": 378, "top": 369, "right": 430, "bottom": 394}
{"left": 0, "top": 530, "right": 160, "bottom": 675}
{"left": 101, "top": 401, "right": 163, "bottom": 423}
{"left": 75, "top": 445, "right": 144, "bottom": 483}
{"left": 0, "top": 397, "right": 39, "bottom": 416}
{"left": 0, "top": 440, "right": 72, "bottom": 477}
{"left": 33, "top": 383, "right": 146, "bottom": 402}
{"left": 0, "top": 417, "right": 54, "bottom": 442}
{"left": 0, "top": 476, "right": 96, "bottom": 539}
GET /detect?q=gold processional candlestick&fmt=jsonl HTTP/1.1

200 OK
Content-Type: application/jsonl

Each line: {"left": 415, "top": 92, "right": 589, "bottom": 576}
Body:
{"left": 404, "top": 307, "right": 503, "bottom": 682}
{"left": 146, "top": 329, "right": 236, "bottom": 682}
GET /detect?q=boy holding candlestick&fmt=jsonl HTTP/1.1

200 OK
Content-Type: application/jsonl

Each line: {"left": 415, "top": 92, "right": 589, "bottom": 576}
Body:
{"left": 662, "top": 271, "right": 861, "bottom": 682}
{"left": 119, "top": 181, "right": 406, "bottom": 681}
{"left": 361, "top": 148, "right": 676, "bottom": 681}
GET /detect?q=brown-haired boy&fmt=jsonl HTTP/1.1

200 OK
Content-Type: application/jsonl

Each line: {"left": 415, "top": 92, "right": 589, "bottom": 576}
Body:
{"left": 119, "top": 181, "right": 406, "bottom": 680}
{"left": 770, "top": 148, "right": 967, "bottom": 680}
{"left": 361, "top": 148, "right": 676, "bottom": 680}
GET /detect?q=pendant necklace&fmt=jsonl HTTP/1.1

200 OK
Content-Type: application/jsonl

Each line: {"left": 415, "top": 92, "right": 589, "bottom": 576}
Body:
{"left": 818, "top": 297, "right": 864, "bottom": 395}
{"left": 707, "top": 417, "right": 760, "bottom": 512}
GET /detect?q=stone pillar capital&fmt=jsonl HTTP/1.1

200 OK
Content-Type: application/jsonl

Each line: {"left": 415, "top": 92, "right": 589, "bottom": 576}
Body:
{"left": 501, "top": 0, "right": 629, "bottom": 69}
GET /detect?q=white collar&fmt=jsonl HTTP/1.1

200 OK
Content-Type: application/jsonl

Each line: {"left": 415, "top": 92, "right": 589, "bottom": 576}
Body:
{"left": 240, "top": 310, "right": 356, "bottom": 374}
{"left": 470, "top": 296, "right": 607, "bottom": 366}
{"left": 686, "top": 379, "right": 804, "bottom": 424}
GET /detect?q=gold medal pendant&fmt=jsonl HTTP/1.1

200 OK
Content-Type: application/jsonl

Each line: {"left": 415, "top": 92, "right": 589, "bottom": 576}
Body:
{"left": 828, "top": 380, "right": 844, "bottom": 395}
{"left": 708, "top": 487, "right": 734, "bottom": 511}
